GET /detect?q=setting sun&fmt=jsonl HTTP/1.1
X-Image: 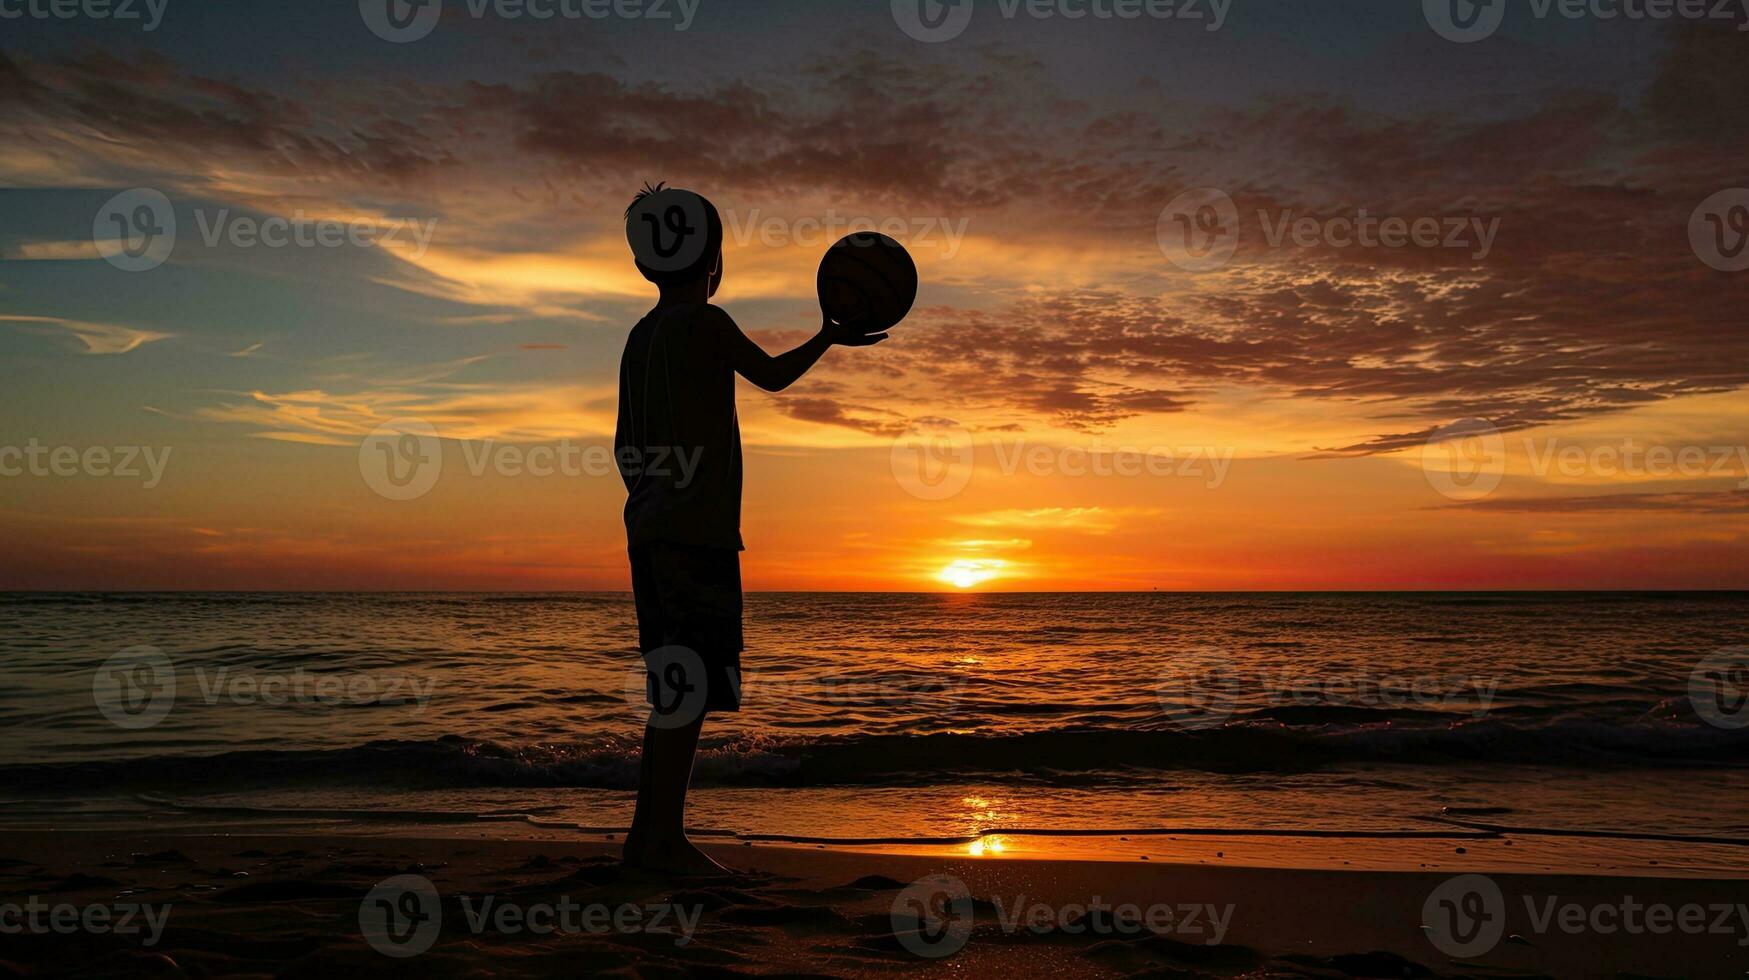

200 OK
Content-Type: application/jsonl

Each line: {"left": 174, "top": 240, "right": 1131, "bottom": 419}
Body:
{"left": 937, "top": 559, "right": 1006, "bottom": 589}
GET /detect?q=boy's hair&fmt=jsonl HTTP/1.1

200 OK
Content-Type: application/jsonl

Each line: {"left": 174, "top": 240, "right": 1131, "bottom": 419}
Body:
{"left": 625, "top": 180, "right": 723, "bottom": 286}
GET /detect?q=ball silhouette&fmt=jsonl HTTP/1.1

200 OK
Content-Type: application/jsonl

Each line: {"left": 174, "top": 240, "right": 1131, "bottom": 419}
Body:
{"left": 816, "top": 232, "right": 917, "bottom": 332}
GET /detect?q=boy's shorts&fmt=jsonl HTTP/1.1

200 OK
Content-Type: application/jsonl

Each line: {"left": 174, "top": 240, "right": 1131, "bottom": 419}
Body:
{"left": 629, "top": 542, "right": 743, "bottom": 715}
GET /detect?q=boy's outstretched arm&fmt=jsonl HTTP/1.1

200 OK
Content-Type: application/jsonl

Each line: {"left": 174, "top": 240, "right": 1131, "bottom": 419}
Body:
{"left": 703, "top": 306, "right": 885, "bottom": 393}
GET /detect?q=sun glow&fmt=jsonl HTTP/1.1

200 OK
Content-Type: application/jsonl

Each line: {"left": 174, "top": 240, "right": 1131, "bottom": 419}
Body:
{"left": 968, "top": 835, "right": 1008, "bottom": 857}
{"left": 937, "top": 559, "right": 1006, "bottom": 589}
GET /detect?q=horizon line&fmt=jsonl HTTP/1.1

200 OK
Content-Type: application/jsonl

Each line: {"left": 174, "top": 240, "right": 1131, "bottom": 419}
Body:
{"left": 5, "top": 588, "right": 1748, "bottom": 595}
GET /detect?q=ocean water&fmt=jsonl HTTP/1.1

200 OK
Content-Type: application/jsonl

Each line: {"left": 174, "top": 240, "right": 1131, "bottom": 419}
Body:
{"left": 2, "top": 592, "right": 1746, "bottom": 849}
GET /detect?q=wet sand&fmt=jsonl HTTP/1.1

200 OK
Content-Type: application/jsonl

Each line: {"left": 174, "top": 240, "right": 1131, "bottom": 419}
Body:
{"left": 1, "top": 828, "right": 1745, "bottom": 977}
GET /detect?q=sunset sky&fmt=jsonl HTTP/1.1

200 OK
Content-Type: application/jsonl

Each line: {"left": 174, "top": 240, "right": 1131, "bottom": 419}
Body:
{"left": 2, "top": 0, "right": 1746, "bottom": 590}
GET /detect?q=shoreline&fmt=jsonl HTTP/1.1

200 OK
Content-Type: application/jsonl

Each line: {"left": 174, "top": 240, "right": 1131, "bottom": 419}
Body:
{"left": 1, "top": 828, "right": 1746, "bottom": 977}
{"left": 9, "top": 800, "right": 1749, "bottom": 877}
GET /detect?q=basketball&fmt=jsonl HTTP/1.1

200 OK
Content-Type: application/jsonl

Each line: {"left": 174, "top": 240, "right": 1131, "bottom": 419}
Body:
{"left": 817, "top": 232, "right": 918, "bottom": 332}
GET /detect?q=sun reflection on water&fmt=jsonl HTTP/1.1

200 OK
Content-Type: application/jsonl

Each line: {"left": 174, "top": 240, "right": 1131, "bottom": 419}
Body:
{"left": 968, "top": 835, "right": 1008, "bottom": 856}
{"left": 962, "top": 794, "right": 1016, "bottom": 856}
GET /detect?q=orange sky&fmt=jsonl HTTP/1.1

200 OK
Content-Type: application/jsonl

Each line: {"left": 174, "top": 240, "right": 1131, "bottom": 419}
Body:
{"left": 2, "top": 5, "right": 1747, "bottom": 590}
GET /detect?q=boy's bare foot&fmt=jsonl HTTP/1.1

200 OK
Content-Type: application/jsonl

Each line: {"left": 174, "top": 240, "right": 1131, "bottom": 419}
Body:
{"left": 621, "top": 835, "right": 733, "bottom": 876}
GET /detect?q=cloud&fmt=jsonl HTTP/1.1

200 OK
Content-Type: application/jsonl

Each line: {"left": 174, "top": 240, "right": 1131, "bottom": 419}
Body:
{"left": 940, "top": 537, "right": 1033, "bottom": 551}
{"left": 4, "top": 239, "right": 100, "bottom": 260}
{"left": 951, "top": 507, "right": 1159, "bottom": 534}
{"left": 0, "top": 50, "right": 457, "bottom": 187}
{"left": 1432, "top": 491, "right": 1749, "bottom": 514}
{"left": 4, "top": 28, "right": 1747, "bottom": 449}
{"left": 0, "top": 315, "right": 171, "bottom": 354}
{"left": 771, "top": 396, "right": 911, "bottom": 436}
{"left": 192, "top": 366, "right": 618, "bottom": 445}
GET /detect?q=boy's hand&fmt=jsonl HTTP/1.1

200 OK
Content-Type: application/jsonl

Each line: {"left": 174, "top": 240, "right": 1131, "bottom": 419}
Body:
{"left": 821, "top": 314, "right": 889, "bottom": 347}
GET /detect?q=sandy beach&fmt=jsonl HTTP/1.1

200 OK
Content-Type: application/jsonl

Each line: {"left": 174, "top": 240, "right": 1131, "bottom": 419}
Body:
{"left": 2, "top": 825, "right": 1745, "bottom": 978}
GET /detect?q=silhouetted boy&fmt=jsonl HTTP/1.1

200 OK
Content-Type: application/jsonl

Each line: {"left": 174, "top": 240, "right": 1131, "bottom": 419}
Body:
{"left": 617, "top": 183, "right": 884, "bottom": 874}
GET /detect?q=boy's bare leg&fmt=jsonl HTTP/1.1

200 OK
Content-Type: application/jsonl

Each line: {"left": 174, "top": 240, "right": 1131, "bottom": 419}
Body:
{"left": 622, "top": 714, "right": 731, "bottom": 875}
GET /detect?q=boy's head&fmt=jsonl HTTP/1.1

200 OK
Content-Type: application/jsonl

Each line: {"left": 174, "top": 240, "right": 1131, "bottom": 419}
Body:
{"left": 625, "top": 181, "right": 723, "bottom": 296}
